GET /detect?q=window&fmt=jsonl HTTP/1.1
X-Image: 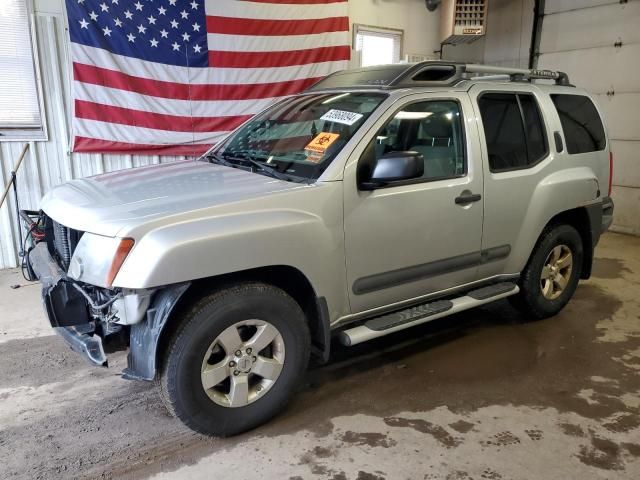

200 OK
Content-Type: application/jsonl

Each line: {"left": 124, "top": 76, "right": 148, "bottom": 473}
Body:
{"left": 478, "top": 93, "right": 548, "bottom": 172}
{"left": 365, "top": 100, "right": 465, "bottom": 182}
{"left": 551, "top": 94, "right": 606, "bottom": 154}
{"left": 354, "top": 25, "right": 402, "bottom": 67}
{"left": 0, "top": 0, "right": 46, "bottom": 140}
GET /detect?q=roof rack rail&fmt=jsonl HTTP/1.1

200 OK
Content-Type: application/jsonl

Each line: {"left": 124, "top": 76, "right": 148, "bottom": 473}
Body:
{"left": 307, "top": 61, "right": 572, "bottom": 91}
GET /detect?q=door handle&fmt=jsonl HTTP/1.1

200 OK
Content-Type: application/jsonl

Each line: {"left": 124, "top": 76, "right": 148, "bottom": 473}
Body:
{"left": 455, "top": 190, "right": 482, "bottom": 205}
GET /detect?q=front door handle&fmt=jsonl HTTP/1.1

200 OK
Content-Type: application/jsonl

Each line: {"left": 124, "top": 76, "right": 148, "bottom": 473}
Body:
{"left": 455, "top": 190, "right": 482, "bottom": 205}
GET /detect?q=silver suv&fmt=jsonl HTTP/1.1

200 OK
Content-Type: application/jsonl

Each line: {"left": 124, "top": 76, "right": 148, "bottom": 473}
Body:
{"left": 26, "top": 62, "right": 614, "bottom": 436}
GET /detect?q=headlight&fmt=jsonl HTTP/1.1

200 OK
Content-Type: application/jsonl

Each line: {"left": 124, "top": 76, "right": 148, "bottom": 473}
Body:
{"left": 68, "top": 234, "right": 135, "bottom": 288}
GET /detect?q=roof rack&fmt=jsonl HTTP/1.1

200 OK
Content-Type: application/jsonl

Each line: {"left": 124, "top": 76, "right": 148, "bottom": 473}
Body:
{"left": 307, "top": 61, "right": 572, "bottom": 91}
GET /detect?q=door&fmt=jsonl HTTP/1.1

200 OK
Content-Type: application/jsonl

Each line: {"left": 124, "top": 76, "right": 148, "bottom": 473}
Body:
{"left": 343, "top": 93, "right": 485, "bottom": 314}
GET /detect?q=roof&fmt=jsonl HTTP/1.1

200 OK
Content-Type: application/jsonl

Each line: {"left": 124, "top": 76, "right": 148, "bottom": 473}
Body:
{"left": 306, "top": 61, "right": 573, "bottom": 92}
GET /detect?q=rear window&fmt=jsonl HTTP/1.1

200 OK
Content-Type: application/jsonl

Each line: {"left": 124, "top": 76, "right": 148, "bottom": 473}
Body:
{"left": 478, "top": 93, "right": 548, "bottom": 172}
{"left": 551, "top": 94, "right": 606, "bottom": 154}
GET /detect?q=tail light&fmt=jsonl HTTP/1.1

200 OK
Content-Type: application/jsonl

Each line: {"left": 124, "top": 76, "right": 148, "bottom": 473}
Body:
{"left": 608, "top": 151, "right": 614, "bottom": 197}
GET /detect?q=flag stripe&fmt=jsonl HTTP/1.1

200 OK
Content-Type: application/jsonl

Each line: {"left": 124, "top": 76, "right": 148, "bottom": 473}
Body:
{"left": 206, "top": 0, "right": 347, "bottom": 20}
{"left": 206, "top": 31, "right": 348, "bottom": 53}
{"left": 73, "top": 62, "right": 323, "bottom": 101}
{"left": 74, "top": 137, "right": 212, "bottom": 156}
{"left": 209, "top": 46, "right": 350, "bottom": 68}
{"left": 75, "top": 100, "right": 252, "bottom": 133}
{"left": 72, "top": 44, "right": 346, "bottom": 86}
{"left": 74, "top": 81, "right": 283, "bottom": 118}
{"left": 206, "top": 16, "right": 349, "bottom": 36}
{"left": 243, "top": 0, "right": 347, "bottom": 3}
{"left": 75, "top": 118, "right": 227, "bottom": 145}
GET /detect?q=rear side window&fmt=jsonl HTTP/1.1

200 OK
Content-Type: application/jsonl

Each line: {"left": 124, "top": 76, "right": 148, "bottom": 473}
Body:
{"left": 478, "top": 93, "right": 548, "bottom": 172}
{"left": 551, "top": 94, "right": 606, "bottom": 154}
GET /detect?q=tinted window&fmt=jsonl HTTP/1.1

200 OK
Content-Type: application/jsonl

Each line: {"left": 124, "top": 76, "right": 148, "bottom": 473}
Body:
{"left": 478, "top": 93, "right": 548, "bottom": 172}
{"left": 551, "top": 94, "right": 606, "bottom": 154}
{"left": 520, "top": 95, "right": 547, "bottom": 162}
{"left": 367, "top": 100, "right": 465, "bottom": 181}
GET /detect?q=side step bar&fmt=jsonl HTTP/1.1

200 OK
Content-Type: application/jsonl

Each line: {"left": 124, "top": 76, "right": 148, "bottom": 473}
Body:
{"left": 339, "top": 282, "right": 519, "bottom": 346}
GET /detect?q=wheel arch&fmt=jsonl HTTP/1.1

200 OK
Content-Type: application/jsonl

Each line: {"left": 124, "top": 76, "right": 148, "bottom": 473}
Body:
{"left": 151, "top": 265, "right": 330, "bottom": 378}
{"left": 526, "top": 206, "right": 596, "bottom": 280}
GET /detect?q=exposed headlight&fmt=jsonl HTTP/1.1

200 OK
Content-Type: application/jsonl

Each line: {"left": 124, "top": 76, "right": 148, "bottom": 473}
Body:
{"left": 68, "top": 234, "right": 135, "bottom": 288}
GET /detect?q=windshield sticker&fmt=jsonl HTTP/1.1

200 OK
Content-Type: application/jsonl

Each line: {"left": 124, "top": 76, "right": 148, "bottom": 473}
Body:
{"left": 320, "top": 109, "right": 364, "bottom": 126}
{"left": 305, "top": 132, "right": 340, "bottom": 154}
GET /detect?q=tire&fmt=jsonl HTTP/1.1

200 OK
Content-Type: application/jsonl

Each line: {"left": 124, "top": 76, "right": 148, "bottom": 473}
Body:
{"left": 511, "top": 224, "right": 583, "bottom": 320}
{"left": 158, "top": 282, "right": 310, "bottom": 436}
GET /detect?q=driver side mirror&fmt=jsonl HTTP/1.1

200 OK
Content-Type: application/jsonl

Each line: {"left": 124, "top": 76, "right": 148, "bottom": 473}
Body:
{"left": 359, "top": 151, "right": 424, "bottom": 190}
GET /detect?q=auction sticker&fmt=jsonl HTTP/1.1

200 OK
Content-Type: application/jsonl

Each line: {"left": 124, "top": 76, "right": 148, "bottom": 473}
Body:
{"left": 320, "top": 109, "right": 363, "bottom": 126}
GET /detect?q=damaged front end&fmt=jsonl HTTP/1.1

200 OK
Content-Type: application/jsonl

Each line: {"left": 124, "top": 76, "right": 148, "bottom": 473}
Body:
{"left": 29, "top": 240, "right": 127, "bottom": 367}
{"left": 24, "top": 212, "right": 188, "bottom": 378}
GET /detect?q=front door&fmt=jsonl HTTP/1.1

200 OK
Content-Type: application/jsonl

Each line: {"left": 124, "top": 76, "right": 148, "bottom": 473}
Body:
{"left": 343, "top": 93, "right": 485, "bottom": 313}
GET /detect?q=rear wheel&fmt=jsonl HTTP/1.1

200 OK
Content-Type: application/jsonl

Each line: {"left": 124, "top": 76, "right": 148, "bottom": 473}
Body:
{"left": 511, "top": 224, "right": 583, "bottom": 320}
{"left": 158, "top": 283, "right": 310, "bottom": 436}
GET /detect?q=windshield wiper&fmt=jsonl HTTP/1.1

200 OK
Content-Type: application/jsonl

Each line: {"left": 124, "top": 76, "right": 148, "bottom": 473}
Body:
{"left": 206, "top": 153, "right": 236, "bottom": 168}
{"left": 221, "top": 152, "right": 293, "bottom": 182}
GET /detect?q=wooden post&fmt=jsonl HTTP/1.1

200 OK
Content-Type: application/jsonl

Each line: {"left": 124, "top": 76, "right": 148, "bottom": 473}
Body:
{"left": 0, "top": 144, "right": 29, "bottom": 210}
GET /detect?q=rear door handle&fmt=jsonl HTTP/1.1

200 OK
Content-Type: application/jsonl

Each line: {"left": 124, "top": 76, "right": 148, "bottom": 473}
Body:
{"left": 455, "top": 190, "right": 482, "bottom": 205}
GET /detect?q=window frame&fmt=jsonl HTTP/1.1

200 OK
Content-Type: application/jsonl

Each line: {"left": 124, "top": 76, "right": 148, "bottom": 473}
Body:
{"left": 477, "top": 91, "right": 549, "bottom": 174}
{"left": 353, "top": 23, "right": 404, "bottom": 68}
{"left": 357, "top": 97, "right": 468, "bottom": 190}
{"left": 550, "top": 93, "right": 606, "bottom": 155}
{"left": 0, "top": 0, "right": 48, "bottom": 142}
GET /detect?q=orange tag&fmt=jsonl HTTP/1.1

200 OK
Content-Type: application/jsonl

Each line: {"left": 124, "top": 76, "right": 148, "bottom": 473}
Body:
{"left": 305, "top": 132, "right": 340, "bottom": 155}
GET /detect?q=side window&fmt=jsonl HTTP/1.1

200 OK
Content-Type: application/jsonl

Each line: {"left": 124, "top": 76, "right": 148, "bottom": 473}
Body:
{"left": 551, "top": 94, "right": 606, "bottom": 154}
{"left": 478, "top": 93, "right": 548, "bottom": 172}
{"left": 372, "top": 100, "right": 465, "bottom": 181}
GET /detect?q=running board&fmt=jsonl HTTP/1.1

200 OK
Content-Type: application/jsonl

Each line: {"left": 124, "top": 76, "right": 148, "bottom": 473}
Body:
{"left": 339, "top": 282, "right": 519, "bottom": 346}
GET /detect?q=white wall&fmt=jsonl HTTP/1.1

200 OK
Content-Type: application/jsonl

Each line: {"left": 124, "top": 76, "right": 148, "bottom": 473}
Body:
{"left": 348, "top": 0, "right": 442, "bottom": 64}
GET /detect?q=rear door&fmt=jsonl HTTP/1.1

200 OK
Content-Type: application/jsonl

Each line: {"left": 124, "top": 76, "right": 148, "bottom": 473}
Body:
{"left": 470, "top": 84, "right": 557, "bottom": 279}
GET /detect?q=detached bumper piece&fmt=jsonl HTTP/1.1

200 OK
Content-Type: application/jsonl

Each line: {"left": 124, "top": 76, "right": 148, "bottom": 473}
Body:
{"left": 28, "top": 242, "right": 108, "bottom": 367}
{"left": 55, "top": 325, "right": 108, "bottom": 367}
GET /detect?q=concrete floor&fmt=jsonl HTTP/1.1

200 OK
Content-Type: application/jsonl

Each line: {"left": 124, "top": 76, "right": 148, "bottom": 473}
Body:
{"left": 0, "top": 232, "right": 639, "bottom": 480}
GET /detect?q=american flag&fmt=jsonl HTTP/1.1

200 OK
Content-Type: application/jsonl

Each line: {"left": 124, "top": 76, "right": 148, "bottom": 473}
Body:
{"left": 66, "top": 0, "right": 350, "bottom": 156}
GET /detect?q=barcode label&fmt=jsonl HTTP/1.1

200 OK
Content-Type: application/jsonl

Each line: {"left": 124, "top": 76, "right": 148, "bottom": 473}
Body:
{"left": 320, "top": 109, "right": 364, "bottom": 126}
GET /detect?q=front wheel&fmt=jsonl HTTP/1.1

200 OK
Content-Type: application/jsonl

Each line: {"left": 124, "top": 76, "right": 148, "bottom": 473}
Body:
{"left": 511, "top": 224, "right": 583, "bottom": 320}
{"left": 158, "top": 283, "right": 310, "bottom": 436}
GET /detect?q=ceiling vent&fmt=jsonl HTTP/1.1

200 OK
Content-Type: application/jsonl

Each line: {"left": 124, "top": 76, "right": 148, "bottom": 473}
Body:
{"left": 440, "top": 0, "right": 487, "bottom": 45}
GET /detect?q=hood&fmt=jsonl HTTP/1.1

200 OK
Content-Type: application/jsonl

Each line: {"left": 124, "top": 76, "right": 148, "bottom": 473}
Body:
{"left": 41, "top": 160, "right": 304, "bottom": 237}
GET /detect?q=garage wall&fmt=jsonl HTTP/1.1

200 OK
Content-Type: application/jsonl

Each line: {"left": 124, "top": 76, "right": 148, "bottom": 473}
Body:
{"left": 537, "top": 0, "right": 640, "bottom": 235}
{"left": 443, "top": 0, "right": 534, "bottom": 66}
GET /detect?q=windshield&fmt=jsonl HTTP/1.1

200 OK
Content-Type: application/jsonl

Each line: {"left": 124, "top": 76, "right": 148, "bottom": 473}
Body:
{"left": 204, "top": 92, "right": 388, "bottom": 182}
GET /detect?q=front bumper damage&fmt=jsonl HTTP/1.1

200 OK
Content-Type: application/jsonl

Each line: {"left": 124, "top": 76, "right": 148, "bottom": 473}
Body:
{"left": 28, "top": 240, "right": 190, "bottom": 380}
{"left": 28, "top": 242, "right": 108, "bottom": 366}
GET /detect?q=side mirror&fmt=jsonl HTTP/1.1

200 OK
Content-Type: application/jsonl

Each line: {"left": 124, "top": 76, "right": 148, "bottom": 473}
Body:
{"left": 360, "top": 151, "right": 424, "bottom": 190}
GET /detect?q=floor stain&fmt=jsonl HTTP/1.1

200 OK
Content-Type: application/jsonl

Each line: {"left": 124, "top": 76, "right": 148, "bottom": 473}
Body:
{"left": 449, "top": 420, "right": 475, "bottom": 434}
{"left": 558, "top": 422, "right": 585, "bottom": 437}
{"left": 384, "top": 417, "right": 462, "bottom": 448}
{"left": 591, "top": 257, "right": 632, "bottom": 279}
{"left": 340, "top": 431, "right": 396, "bottom": 449}
{"left": 577, "top": 432, "right": 624, "bottom": 471}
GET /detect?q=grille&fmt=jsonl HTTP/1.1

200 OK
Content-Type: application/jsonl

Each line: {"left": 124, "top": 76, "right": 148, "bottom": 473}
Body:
{"left": 48, "top": 218, "right": 83, "bottom": 271}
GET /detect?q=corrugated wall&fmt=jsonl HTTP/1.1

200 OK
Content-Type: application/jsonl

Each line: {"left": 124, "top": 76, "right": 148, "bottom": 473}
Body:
{"left": 0, "top": 11, "right": 183, "bottom": 269}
